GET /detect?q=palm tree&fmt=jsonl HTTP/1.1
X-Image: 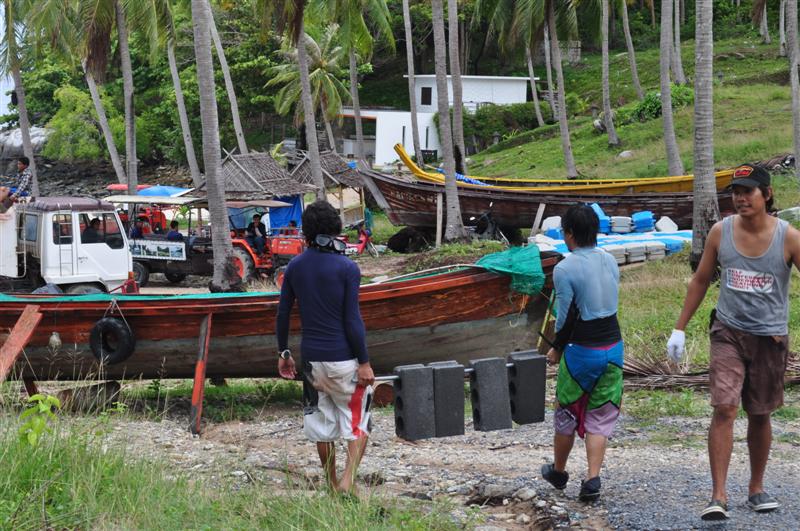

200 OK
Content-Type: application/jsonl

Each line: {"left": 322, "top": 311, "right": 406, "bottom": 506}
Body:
{"left": 447, "top": 0, "right": 467, "bottom": 175}
{"left": 780, "top": 0, "right": 787, "bottom": 57}
{"left": 207, "top": 1, "right": 248, "bottom": 155}
{"left": 619, "top": 0, "right": 644, "bottom": 100}
{"left": 402, "top": 0, "right": 423, "bottom": 163}
{"left": 547, "top": 0, "right": 579, "bottom": 178}
{"left": 267, "top": 24, "right": 351, "bottom": 153}
{"left": 671, "top": 0, "right": 686, "bottom": 85}
{"left": 660, "top": 0, "right": 683, "bottom": 175}
{"left": 256, "top": 0, "right": 326, "bottom": 200}
{"left": 525, "top": 46, "right": 545, "bottom": 127}
{"left": 191, "top": 0, "right": 236, "bottom": 291}
{"left": 432, "top": 0, "right": 465, "bottom": 240}
{"left": 114, "top": 0, "right": 137, "bottom": 195}
{"left": 758, "top": 1, "right": 772, "bottom": 43}
{"left": 787, "top": 0, "right": 800, "bottom": 181}
{"left": 543, "top": 24, "right": 557, "bottom": 116}
{"left": 691, "top": 0, "right": 718, "bottom": 269}
{"left": 3, "top": 0, "right": 39, "bottom": 196}
{"left": 601, "top": 0, "right": 620, "bottom": 146}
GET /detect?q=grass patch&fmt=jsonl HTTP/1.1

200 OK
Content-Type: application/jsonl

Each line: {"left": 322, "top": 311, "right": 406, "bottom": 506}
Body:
{"left": 402, "top": 240, "right": 505, "bottom": 272}
{"left": 623, "top": 389, "right": 711, "bottom": 420}
{"left": 774, "top": 403, "right": 800, "bottom": 421}
{"left": 0, "top": 414, "right": 456, "bottom": 530}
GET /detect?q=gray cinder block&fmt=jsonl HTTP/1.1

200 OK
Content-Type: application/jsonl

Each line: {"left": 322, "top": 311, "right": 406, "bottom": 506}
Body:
{"left": 393, "top": 364, "right": 435, "bottom": 441}
{"left": 428, "top": 361, "right": 465, "bottom": 437}
{"left": 508, "top": 350, "right": 547, "bottom": 424}
{"left": 469, "top": 357, "right": 512, "bottom": 431}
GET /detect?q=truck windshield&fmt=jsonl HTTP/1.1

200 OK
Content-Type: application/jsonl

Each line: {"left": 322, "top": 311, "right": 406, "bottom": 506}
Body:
{"left": 79, "top": 212, "right": 124, "bottom": 249}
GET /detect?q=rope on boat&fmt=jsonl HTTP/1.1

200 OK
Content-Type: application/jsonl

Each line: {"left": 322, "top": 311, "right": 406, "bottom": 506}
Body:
{"left": 103, "top": 298, "right": 133, "bottom": 334}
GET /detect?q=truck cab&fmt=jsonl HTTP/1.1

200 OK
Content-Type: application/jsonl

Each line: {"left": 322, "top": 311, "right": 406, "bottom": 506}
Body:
{"left": 0, "top": 197, "right": 132, "bottom": 293}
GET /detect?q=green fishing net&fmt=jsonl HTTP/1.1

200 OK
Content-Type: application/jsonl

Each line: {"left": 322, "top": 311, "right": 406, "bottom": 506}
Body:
{"left": 476, "top": 244, "right": 545, "bottom": 295}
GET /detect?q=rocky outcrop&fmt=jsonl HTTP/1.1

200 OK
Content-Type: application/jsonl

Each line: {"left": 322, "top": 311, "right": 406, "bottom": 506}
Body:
{"left": 0, "top": 126, "right": 49, "bottom": 160}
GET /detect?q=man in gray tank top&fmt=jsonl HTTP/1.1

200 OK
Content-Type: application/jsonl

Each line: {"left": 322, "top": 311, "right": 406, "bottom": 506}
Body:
{"left": 666, "top": 164, "right": 800, "bottom": 522}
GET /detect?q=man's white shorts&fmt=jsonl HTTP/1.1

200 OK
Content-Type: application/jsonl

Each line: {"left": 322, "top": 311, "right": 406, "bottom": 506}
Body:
{"left": 303, "top": 359, "right": 373, "bottom": 442}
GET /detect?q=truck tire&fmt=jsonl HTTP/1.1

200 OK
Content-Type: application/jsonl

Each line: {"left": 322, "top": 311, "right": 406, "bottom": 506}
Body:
{"left": 165, "top": 272, "right": 187, "bottom": 284}
{"left": 231, "top": 247, "right": 255, "bottom": 282}
{"left": 65, "top": 284, "right": 104, "bottom": 295}
{"left": 90, "top": 317, "right": 136, "bottom": 365}
{"left": 132, "top": 261, "right": 150, "bottom": 287}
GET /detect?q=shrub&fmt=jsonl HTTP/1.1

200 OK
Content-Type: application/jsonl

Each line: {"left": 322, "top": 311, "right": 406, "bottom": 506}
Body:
{"left": 632, "top": 84, "right": 695, "bottom": 122}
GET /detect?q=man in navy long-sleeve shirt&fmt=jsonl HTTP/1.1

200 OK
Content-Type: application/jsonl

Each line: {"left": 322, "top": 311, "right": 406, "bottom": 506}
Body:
{"left": 276, "top": 200, "right": 374, "bottom": 495}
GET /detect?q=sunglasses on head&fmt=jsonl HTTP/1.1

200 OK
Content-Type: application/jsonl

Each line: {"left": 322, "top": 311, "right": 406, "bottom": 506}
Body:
{"left": 314, "top": 234, "right": 347, "bottom": 253}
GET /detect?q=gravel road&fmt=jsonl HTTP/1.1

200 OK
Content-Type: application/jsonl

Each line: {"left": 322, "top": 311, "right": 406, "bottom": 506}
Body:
{"left": 94, "top": 392, "right": 800, "bottom": 531}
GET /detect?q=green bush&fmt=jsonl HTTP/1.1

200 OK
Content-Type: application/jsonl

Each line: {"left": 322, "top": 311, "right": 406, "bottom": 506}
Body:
{"left": 628, "top": 85, "right": 695, "bottom": 123}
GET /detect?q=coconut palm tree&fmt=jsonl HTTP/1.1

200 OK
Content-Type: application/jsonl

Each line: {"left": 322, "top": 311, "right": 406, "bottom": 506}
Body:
{"left": 543, "top": 24, "right": 557, "bottom": 116}
{"left": 114, "top": 0, "right": 137, "bottom": 195}
{"left": 207, "top": 2, "right": 248, "bottom": 155}
{"left": 601, "top": 0, "right": 620, "bottom": 146}
{"left": 660, "top": 0, "right": 683, "bottom": 175}
{"left": 779, "top": 0, "right": 787, "bottom": 57}
{"left": 447, "top": 0, "right": 467, "bottom": 175}
{"left": 402, "top": 0, "right": 423, "bottom": 163}
{"left": 525, "top": 46, "right": 545, "bottom": 127}
{"left": 191, "top": 0, "right": 236, "bottom": 291}
{"left": 787, "top": 0, "right": 800, "bottom": 181}
{"left": 758, "top": 1, "right": 772, "bottom": 43}
{"left": 671, "top": 0, "right": 686, "bottom": 85}
{"left": 619, "top": 0, "right": 644, "bottom": 100}
{"left": 691, "top": 0, "right": 718, "bottom": 268}
{"left": 432, "top": 0, "right": 465, "bottom": 240}
{"left": 547, "top": 0, "right": 579, "bottom": 178}
{"left": 2, "top": 0, "right": 39, "bottom": 196}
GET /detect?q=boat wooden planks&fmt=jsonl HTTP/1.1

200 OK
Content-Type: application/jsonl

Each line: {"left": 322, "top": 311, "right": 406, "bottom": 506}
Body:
{"left": 0, "top": 305, "right": 43, "bottom": 382}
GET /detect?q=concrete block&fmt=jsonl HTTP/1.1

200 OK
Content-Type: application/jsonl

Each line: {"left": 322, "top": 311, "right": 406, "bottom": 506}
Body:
{"left": 428, "top": 361, "right": 465, "bottom": 437}
{"left": 393, "top": 364, "right": 435, "bottom": 441}
{"left": 469, "top": 357, "right": 512, "bottom": 431}
{"left": 508, "top": 350, "right": 547, "bottom": 424}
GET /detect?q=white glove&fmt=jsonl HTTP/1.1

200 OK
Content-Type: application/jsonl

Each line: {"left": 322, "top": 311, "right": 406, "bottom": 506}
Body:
{"left": 667, "top": 329, "right": 685, "bottom": 362}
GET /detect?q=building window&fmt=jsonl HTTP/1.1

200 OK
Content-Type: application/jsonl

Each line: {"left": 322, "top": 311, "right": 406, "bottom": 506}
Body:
{"left": 421, "top": 87, "right": 432, "bottom": 106}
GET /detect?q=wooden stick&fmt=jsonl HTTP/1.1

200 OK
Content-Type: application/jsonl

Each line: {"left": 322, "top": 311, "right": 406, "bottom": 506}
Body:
{"left": 189, "top": 314, "right": 213, "bottom": 435}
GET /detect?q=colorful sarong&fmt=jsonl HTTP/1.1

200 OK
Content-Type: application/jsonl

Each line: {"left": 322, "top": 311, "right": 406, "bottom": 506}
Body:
{"left": 554, "top": 341, "right": 623, "bottom": 439}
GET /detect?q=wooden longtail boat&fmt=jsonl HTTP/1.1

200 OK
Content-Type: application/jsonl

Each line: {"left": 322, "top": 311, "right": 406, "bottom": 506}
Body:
{"left": 394, "top": 144, "right": 735, "bottom": 193}
{"left": 362, "top": 169, "right": 735, "bottom": 230}
{"left": 0, "top": 259, "right": 558, "bottom": 381}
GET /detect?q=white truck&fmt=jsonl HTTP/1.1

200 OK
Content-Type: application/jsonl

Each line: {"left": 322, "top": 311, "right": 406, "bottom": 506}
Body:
{"left": 0, "top": 197, "right": 132, "bottom": 293}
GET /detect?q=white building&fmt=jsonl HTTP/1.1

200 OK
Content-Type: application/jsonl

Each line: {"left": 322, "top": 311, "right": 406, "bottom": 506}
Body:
{"left": 338, "top": 75, "right": 530, "bottom": 167}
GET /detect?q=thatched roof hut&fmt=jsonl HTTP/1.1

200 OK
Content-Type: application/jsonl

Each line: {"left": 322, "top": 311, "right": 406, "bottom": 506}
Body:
{"left": 291, "top": 150, "right": 363, "bottom": 190}
{"left": 196, "top": 152, "right": 315, "bottom": 200}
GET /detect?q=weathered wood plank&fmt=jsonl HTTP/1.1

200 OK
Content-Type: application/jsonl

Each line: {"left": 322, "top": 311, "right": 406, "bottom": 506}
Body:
{"left": 189, "top": 314, "right": 213, "bottom": 435}
{"left": 0, "top": 305, "right": 42, "bottom": 382}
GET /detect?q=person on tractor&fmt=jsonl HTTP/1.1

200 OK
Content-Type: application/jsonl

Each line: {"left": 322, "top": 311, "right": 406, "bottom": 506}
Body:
{"left": 280, "top": 220, "right": 299, "bottom": 235}
{"left": 167, "top": 220, "right": 184, "bottom": 241}
{"left": 129, "top": 218, "right": 145, "bottom": 239}
{"left": 246, "top": 213, "right": 267, "bottom": 254}
{"left": 82, "top": 218, "right": 103, "bottom": 244}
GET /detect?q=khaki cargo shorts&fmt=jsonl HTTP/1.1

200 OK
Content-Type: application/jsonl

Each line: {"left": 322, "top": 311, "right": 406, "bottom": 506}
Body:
{"left": 709, "top": 319, "right": 789, "bottom": 415}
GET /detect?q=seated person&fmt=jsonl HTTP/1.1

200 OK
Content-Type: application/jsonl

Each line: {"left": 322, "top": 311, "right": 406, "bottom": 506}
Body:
{"left": 166, "top": 220, "right": 184, "bottom": 241}
{"left": 82, "top": 218, "right": 103, "bottom": 243}
{"left": 246, "top": 213, "right": 267, "bottom": 254}
{"left": 129, "top": 218, "right": 145, "bottom": 239}
{"left": 281, "top": 220, "right": 299, "bottom": 235}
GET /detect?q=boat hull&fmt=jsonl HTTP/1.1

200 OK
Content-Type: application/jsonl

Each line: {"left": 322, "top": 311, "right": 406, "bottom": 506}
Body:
{"left": 363, "top": 170, "right": 735, "bottom": 230}
{"left": 0, "top": 263, "right": 557, "bottom": 380}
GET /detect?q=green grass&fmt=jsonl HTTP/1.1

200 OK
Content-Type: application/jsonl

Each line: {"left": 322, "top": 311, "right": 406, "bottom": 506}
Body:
{"left": 623, "top": 389, "right": 711, "bottom": 420}
{"left": 402, "top": 240, "right": 506, "bottom": 272}
{"left": 0, "top": 407, "right": 457, "bottom": 530}
{"left": 469, "top": 38, "right": 799, "bottom": 182}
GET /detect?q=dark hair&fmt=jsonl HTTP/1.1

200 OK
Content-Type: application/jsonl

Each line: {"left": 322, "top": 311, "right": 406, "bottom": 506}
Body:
{"left": 252, "top": 213, "right": 261, "bottom": 219}
{"left": 170, "top": 220, "right": 179, "bottom": 229}
{"left": 302, "top": 200, "right": 341, "bottom": 245}
{"left": 18, "top": 156, "right": 29, "bottom": 166}
{"left": 758, "top": 185, "right": 775, "bottom": 212}
{"left": 90, "top": 217, "right": 100, "bottom": 226}
{"left": 562, "top": 205, "right": 599, "bottom": 247}
{"left": 288, "top": 220, "right": 297, "bottom": 227}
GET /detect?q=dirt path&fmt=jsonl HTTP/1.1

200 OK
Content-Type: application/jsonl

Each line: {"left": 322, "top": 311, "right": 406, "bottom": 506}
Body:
{"left": 100, "top": 399, "right": 800, "bottom": 530}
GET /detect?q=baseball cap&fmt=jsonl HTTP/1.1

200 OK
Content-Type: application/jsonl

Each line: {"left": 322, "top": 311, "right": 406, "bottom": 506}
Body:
{"left": 731, "top": 164, "right": 770, "bottom": 188}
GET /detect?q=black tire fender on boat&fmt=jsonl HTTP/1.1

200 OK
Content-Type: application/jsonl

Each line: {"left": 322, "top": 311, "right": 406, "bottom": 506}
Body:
{"left": 89, "top": 318, "right": 136, "bottom": 365}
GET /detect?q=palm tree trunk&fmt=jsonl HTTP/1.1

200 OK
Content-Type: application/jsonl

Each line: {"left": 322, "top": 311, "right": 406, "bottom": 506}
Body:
{"left": 447, "top": 0, "right": 467, "bottom": 175}
{"left": 322, "top": 110, "right": 337, "bottom": 153}
{"left": 671, "top": 0, "right": 686, "bottom": 84}
{"left": 780, "top": 0, "right": 787, "bottom": 57}
{"left": 525, "top": 46, "right": 545, "bottom": 127}
{"left": 83, "top": 65, "right": 127, "bottom": 184}
{"left": 432, "top": 0, "right": 464, "bottom": 240}
{"left": 691, "top": 0, "right": 719, "bottom": 269}
{"left": 660, "top": 0, "right": 684, "bottom": 175}
{"left": 191, "top": 0, "right": 236, "bottom": 292}
{"left": 761, "top": 2, "right": 772, "bottom": 44}
{"left": 297, "top": 28, "right": 326, "bottom": 200}
{"left": 787, "top": 0, "right": 800, "bottom": 181}
{"left": 621, "top": 0, "right": 645, "bottom": 100}
{"left": 116, "top": 0, "right": 137, "bottom": 195}
{"left": 348, "top": 50, "right": 365, "bottom": 164}
{"left": 548, "top": 0, "right": 579, "bottom": 179}
{"left": 10, "top": 66, "right": 38, "bottom": 197}
{"left": 207, "top": 1, "right": 248, "bottom": 155}
{"left": 602, "top": 0, "right": 620, "bottom": 147}
{"left": 168, "top": 41, "right": 202, "bottom": 187}
{"left": 543, "top": 25, "right": 557, "bottom": 116}
{"left": 650, "top": 0, "right": 656, "bottom": 28}
{"left": 402, "top": 0, "right": 424, "bottom": 164}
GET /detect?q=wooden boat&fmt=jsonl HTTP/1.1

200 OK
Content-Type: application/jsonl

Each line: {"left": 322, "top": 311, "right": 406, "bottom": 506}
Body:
{"left": 362, "top": 169, "right": 735, "bottom": 230}
{"left": 0, "top": 259, "right": 558, "bottom": 381}
{"left": 394, "top": 144, "right": 736, "bottom": 193}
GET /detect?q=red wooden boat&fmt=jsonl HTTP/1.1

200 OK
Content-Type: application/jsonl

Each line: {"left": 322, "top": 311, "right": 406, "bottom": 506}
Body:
{"left": 0, "top": 256, "right": 558, "bottom": 382}
{"left": 361, "top": 169, "right": 736, "bottom": 230}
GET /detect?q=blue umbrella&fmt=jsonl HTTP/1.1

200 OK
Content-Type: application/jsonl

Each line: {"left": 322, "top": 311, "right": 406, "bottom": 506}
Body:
{"left": 137, "top": 185, "right": 190, "bottom": 197}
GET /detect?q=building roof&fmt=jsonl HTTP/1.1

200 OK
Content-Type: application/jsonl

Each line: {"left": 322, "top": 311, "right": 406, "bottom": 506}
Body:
{"left": 405, "top": 74, "right": 529, "bottom": 81}
{"left": 26, "top": 197, "right": 115, "bottom": 212}
{"left": 291, "top": 150, "right": 363, "bottom": 189}
{"left": 197, "top": 152, "right": 314, "bottom": 199}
